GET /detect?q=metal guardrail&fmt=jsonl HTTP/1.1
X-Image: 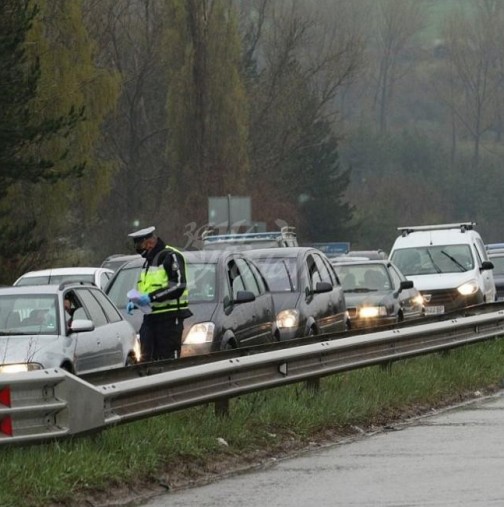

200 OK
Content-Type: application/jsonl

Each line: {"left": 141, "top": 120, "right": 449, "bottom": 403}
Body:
{"left": 2, "top": 307, "right": 504, "bottom": 445}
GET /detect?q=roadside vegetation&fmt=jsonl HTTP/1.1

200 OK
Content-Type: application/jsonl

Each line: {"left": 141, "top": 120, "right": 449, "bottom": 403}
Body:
{"left": 2, "top": 339, "right": 504, "bottom": 507}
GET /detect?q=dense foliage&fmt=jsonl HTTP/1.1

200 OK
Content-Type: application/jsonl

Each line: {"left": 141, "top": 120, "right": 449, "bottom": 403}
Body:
{"left": 2, "top": 0, "right": 504, "bottom": 281}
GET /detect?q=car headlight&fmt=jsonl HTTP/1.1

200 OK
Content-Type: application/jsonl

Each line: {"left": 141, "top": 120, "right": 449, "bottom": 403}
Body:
{"left": 134, "top": 334, "right": 142, "bottom": 362}
{"left": 359, "top": 306, "right": 388, "bottom": 318}
{"left": 412, "top": 294, "right": 424, "bottom": 306}
{"left": 0, "top": 363, "right": 43, "bottom": 374}
{"left": 276, "top": 309, "right": 299, "bottom": 329}
{"left": 457, "top": 280, "right": 479, "bottom": 296}
{"left": 183, "top": 322, "right": 215, "bottom": 344}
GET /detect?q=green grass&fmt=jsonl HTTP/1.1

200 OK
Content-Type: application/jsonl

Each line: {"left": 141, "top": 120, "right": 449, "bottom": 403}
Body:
{"left": 2, "top": 339, "right": 504, "bottom": 507}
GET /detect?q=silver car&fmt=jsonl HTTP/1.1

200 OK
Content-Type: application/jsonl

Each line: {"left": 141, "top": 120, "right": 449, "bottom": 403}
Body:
{"left": 0, "top": 284, "right": 139, "bottom": 374}
{"left": 13, "top": 267, "right": 114, "bottom": 290}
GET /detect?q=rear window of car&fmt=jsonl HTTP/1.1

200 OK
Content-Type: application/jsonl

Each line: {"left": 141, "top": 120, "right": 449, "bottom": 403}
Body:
{"left": 253, "top": 257, "right": 298, "bottom": 292}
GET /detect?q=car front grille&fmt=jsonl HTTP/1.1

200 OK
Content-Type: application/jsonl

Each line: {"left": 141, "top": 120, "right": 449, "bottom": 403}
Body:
{"left": 421, "top": 288, "right": 482, "bottom": 312}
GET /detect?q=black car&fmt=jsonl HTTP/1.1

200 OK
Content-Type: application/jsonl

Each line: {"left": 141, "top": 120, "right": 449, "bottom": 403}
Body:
{"left": 245, "top": 247, "right": 347, "bottom": 340}
{"left": 105, "top": 250, "right": 277, "bottom": 357}
{"left": 488, "top": 248, "right": 504, "bottom": 301}
{"left": 331, "top": 259, "right": 424, "bottom": 330}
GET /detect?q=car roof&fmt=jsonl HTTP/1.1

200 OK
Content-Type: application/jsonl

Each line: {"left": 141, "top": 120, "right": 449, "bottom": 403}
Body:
{"left": 0, "top": 284, "right": 63, "bottom": 295}
{"left": 243, "top": 246, "right": 318, "bottom": 258}
{"left": 332, "top": 259, "right": 390, "bottom": 268}
{"left": 488, "top": 249, "right": 504, "bottom": 256}
{"left": 17, "top": 267, "right": 110, "bottom": 277}
{"left": 116, "top": 249, "right": 245, "bottom": 270}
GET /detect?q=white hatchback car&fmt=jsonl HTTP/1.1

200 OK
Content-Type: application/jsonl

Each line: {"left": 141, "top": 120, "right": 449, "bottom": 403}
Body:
{"left": 13, "top": 267, "right": 114, "bottom": 290}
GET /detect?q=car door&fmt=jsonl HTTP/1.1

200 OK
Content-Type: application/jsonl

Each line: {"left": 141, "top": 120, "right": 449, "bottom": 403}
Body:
{"left": 221, "top": 257, "right": 263, "bottom": 348}
{"left": 72, "top": 288, "right": 123, "bottom": 372}
{"left": 236, "top": 257, "right": 275, "bottom": 344}
{"left": 474, "top": 237, "right": 496, "bottom": 302}
{"left": 388, "top": 264, "right": 420, "bottom": 319}
{"left": 311, "top": 252, "right": 346, "bottom": 333}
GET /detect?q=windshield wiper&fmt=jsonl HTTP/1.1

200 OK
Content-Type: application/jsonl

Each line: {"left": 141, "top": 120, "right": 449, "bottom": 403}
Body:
{"left": 440, "top": 250, "right": 466, "bottom": 272}
{"left": 281, "top": 260, "right": 294, "bottom": 291}
{"left": 426, "top": 249, "right": 442, "bottom": 273}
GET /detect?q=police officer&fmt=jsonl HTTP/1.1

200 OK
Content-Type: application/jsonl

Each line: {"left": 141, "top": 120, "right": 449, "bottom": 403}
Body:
{"left": 127, "top": 226, "right": 192, "bottom": 361}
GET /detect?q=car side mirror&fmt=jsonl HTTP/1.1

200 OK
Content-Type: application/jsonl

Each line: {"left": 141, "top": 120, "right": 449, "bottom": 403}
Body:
{"left": 399, "top": 280, "right": 414, "bottom": 292}
{"left": 233, "top": 290, "right": 256, "bottom": 304}
{"left": 314, "top": 281, "right": 332, "bottom": 294}
{"left": 69, "top": 319, "right": 95, "bottom": 333}
{"left": 481, "top": 260, "right": 494, "bottom": 271}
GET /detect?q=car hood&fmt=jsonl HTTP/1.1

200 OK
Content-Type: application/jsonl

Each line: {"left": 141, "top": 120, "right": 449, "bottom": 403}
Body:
{"left": 344, "top": 290, "right": 393, "bottom": 307}
{"left": 0, "top": 334, "right": 59, "bottom": 365}
{"left": 270, "top": 292, "right": 301, "bottom": 313}
{"left": 405, "top": 272, "right": 479, "bottom": 291}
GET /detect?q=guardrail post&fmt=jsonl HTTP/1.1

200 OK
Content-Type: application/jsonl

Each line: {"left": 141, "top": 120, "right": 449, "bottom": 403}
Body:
{"left": 214, "top": 397, "right": 230, "bottom": 417}
{"left": 305, "top": 377, "right": 320, "bottom": 392}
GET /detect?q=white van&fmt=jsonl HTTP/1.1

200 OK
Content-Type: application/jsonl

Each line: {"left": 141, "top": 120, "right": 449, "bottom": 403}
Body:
{"left": 389, "top": 222, "right": 495, "bottom": 315}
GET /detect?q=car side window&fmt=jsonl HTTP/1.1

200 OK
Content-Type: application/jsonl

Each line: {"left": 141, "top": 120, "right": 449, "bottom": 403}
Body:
{"left": 307, "top": 254, "right": 323, "bottom": 289}
{"left": 91, "top": 289, "right": 122, "bottom": 323}
{"left": 474, "top": 238, "right": 488, "bottom": 264}
{"left": 313, "top": 253, "right": 334, "bottom": 285}
{"left": 388, "top": 265, "right": 402, "bottom": 290}
{"left": 236, "top": 258, "right": 261, "bottom": 297}
{"left": 246, "top": 259, "right": 268, "bottom": 294}
{"left": 75, "top": 289, "right": 108, "bottom": 327}
{"left": 227, "top": 260, "right": 246, "bottom": 299}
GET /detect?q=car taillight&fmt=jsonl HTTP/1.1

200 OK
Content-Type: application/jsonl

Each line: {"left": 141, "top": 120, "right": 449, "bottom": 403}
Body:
{"left": 0, "top": 416, "right": 12, "bottom": 436}
{"left": 0, "top": 386, "right": 11, "bottom": 407}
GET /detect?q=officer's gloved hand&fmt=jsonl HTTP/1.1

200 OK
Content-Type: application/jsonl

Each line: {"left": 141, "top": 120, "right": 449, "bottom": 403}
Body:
{"left": 126, "top": 301, "right": 136, "bottom": 315}
{"left": 137, "top": 294, "right": 151, "bottom": 306}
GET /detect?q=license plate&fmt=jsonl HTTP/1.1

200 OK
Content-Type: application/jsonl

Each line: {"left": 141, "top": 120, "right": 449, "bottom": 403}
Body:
{"left": 425, "top": 305, "right": 445, "bottom": 315}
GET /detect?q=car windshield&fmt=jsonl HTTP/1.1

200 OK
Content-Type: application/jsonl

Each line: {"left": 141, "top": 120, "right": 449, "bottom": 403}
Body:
{"left": 334, "top": 264, "right": 389, "bottom": 292}
{"left": 0, "top": 294, "right": 59, "bottom": 335}
{"left": 106, "top": 265, "right": 142, "bottom": 309}
{"left": 252, "top": 257, "right": 298, "bottom": 292}
{"left": 187, "top": 263, "right": 217, "bottom": 302}
{"left": 391, "top": 245, "right": 474, "bottom": 275}
{"left": 16, "top": 274, "right": 95, "bottom": 286}
{"left": 106, "top": 261, "right": 216, "bottom": 307}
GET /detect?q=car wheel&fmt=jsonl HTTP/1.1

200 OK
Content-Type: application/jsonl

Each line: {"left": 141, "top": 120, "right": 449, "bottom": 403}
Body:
{"left": 125, "top": 355, "right": 136, "bottom": 367}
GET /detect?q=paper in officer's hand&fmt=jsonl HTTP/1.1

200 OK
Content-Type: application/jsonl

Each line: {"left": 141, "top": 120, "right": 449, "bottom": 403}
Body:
{"left": 127, "top": 289, "right": 152, "bottom": 314}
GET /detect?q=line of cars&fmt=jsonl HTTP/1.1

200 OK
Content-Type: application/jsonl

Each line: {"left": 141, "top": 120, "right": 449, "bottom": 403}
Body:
{"left": 3, "top": 221, "right": 500, "bottom": 375}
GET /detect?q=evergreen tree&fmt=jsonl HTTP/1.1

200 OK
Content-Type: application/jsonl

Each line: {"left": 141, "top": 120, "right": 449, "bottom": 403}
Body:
{"left": 296, "top": 119, "right": 355, "bottom": 243}
{"left": 0, "top": 0, "right": 81, "bottom": 197}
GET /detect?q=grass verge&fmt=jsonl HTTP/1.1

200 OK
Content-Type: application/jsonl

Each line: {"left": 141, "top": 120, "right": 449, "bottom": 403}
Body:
{"left": 2, "top": 339, "right": 504, "bottom": 507}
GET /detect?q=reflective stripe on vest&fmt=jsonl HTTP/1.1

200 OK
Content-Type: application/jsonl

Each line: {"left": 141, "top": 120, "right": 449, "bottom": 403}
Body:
{"left": 137, "top": 247, "right": 189, "bottom": 314}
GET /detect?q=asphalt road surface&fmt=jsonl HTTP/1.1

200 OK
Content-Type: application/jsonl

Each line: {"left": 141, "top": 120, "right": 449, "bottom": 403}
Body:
{"left": 143, "top": 391, "right": 504, "bottom": 506}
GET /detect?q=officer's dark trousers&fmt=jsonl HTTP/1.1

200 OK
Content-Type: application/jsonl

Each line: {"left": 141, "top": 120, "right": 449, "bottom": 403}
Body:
{"left": 139, "top": 315, "right": 183, "bottom": 361}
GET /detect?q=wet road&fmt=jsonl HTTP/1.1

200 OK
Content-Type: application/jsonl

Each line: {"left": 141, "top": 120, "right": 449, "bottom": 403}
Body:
{"left": 143, "top": 392, "right": 504, "bottom": 506}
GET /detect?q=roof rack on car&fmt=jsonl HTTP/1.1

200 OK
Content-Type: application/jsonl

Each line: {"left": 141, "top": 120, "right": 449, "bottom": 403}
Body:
{"left": 202, "top": 226, "right": 297, "bottom": 246}
{"left": 397, "top": 222, "right": 475, "bottom": 237}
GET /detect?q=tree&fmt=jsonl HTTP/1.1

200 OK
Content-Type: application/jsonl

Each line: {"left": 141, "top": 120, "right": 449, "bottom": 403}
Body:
{"left": 0, "top": 0, "right": 87, "bottom": 282}
{"left": 164, "top": 0, "right": 249, "bottom": 232}
{"left": 296, "top": 119, "right": 355, "bottom": 242}
{"left": 0, "top": 0, "right": 81, "bottom": 197}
